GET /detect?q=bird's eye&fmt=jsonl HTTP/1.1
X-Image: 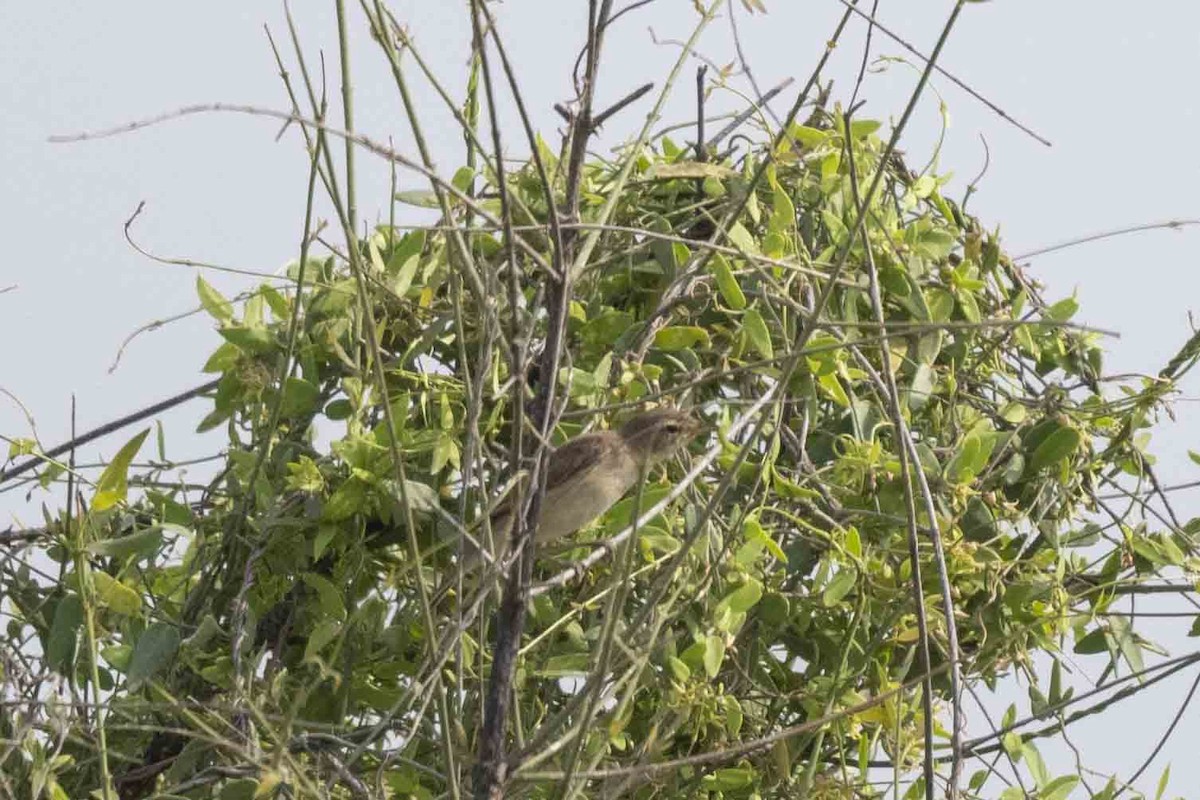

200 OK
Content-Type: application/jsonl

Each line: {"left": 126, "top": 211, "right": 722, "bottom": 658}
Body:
{"left": 664, "top": 422, "right": 681, "bottom": 434}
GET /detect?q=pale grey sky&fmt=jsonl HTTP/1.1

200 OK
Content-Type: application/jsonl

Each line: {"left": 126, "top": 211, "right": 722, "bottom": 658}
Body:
{"left": 3, "top": 2, "right": 1200, "bottom": 794}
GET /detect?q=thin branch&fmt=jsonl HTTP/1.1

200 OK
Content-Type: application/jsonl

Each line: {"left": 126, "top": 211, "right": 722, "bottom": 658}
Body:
{"left": 843, "top": 111, "right": 943, "bottom": 799}
{"left": 0, "top": 380, "right": 220, "bottom": 485}
{"left": 590, "top": 81, "right": 655, "bottom": 130}
{"left": 705, "top": 76, "right": 794, "bottom": 148}
{"left": 121, "top": 201, "right": 289, "bottom": 280}
{"left": 830, "top": 0, "right": 1052, "bottom": 147}
{"left": 1015, "top": 218, "right": 1200, "bottom": 260}
{"left": 49, "top": 102, "right": 557, "bottom": 280}
{"left": 1115, "top": 667, "right": 1200, "bottom": 796}
{"left": 469, "top": 0, "right": 589, "bottom": 793}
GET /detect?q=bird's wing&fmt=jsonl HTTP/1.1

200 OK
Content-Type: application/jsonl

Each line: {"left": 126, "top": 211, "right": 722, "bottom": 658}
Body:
{"left": 489, "top": 433, "right": 608, "bottom": 521}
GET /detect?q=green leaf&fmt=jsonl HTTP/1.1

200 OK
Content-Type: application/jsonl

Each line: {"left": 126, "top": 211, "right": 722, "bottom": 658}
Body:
{"left": 1028, "top": 425, "right": 1081, "bottom": 472}
{"left": 603, "top": 486, "right": 673, "bottom": 534}
{"left": 219, "top": 326, "right": 278, "bottom": 355}
{"left": 1155, "top": 764, "right": 1171, "bottom": 800}
{"left": 744, "top": 307, "right": 774, "bottom": 359}
{"left": 703, "top": 635, "right": 725, "bottom": 678}
{"left": 303, "top": 572, "right": 347, "bottom": 621}
{"left": 1041, "top": 775, "right": 1079, "bottom": 800}
{"left": 911, "top": 175, "right": 937, "bottom": 199}
{"left": 723, "top": 696, "right": 744, "bottom": 736}
{"left": 709, "top": 253, "right": 747, "bottom": 310}
{"left": 788, "top": 124, "right": 827, "bottom": 148}
{"left": 87, "top": 528, "right": 163, "bottom": 561}
{"left": 451, "top": 166, "right": 476, "bottom": 193}
{"left": 925, "top": 288, "right": 955, "bottom": 322}
{"left": 968, "top": 770, "right": 988, "bottom": 792}
{"left": 879, "top": 265, "right": 912, "bottom": 298}
{"left": 582, "top": 310, "right": 636, "bottom": 347}
{"left": 243, "top": 293, "right": 264, "bottom": 328}
{"left": 1001, "top": 703, "right": 1017, "bottom": 729}
{"left": 101, "top": 644, "right": 132, "bottom": 671}
{"left": 822, "top": 569, "right": 856, "bottom": 607}
{"left": 430, "top": 434, "right": 459, "bottom": 473}
{"left": 196, "top": 276, "right": 234, "bottom": 321}
{"left": 947, "top": 434, "right": 981, "bottom": 484}
{"left": 126, "top": 622, "right": 180, "bottom": 691}
{"left": 667, "top": 656, "right": 691, "bottom": 682}
{"left": 182, "top": 615, "right": 224, "bottom": 651}
{"left": 324, "top": 398, "right": 353, "bottom": 421}
{"left": 848, "top": 119, "right": 881, "bottom": 139}
{"left": 717, "top": 580, "right": 763, "bottom": 616}
{"left": 7, "top": 437, "right": 36, "bottom": 458}
{"left": 304, "top": 619, "right": 341, "bottom": 662}
{"left": 762, "top": 231, "right": 787, "bottom": 258}
{"left": 1046, "top": 296, "right": 1079, "bottom": 322}
{"left": 394, "top": 189, "right": 440, "bottom": 208}
{"left": 279, "top": 377, "right": 321, "bottom": 418}
{"left": 1108, "top": 615, "right": 1144, "bottom": 674}
{"left": 909, "top": 363, "right": 935, "bottom": 410}
{"left": 387, "top": 229, "right": 426, "bottom": 271}
{"left": 727, "top": 222, "right": 759, "bottom": 255}
{"left": 770, "top": 182, "right": 795, "bottom": 235}
{"left": 46, "top": 595, "right": 83, "bottom": 671}
{"left": 202, "top": 342, "right": 240, "bottom": 374}
{"left": 648, "top": 161, "right": 738, "bottom": 180}
{"left": 219, "top": 778, "right": 259, "bottom": 800}
{"left": 381, "top": 478, "right": 440, "bottom": 517}
{"left": 92, "top": 428, "right": 150, "bottom": 511}
{"left": 389, "top": 251, "right": 421, "bottom": 298}
{"left": 540, "top": 653, "right": 590, "bottom": 677}
{"left": 323, "top": 480, "right": 368, "bottom": 522}
{"left": 1073, "top": 627, "right": 1109, "bottom": 655}
{"left": 1000, "top": 402, "right": 1027, "bottom": 424}
{"left": 260, "top": 283, "right": 289, "bottom": 319}
{"left": 1049, "top": 658, "right": 1064, "bottom": 704}
{"left": 91, "top": 572, "right": 142, "bottom": 616}
{"left": 1001, "top": 731, "right": 1022, "bottom": 760}
{"left": 704, "top": 768, "right": 753, "bottom": 791}
{"left": 654, "top": 326, "right": 710, "bottom": 351}
{"left": 818, "top": 372, "right": 850, "bottom": 408}
{"left": 1021, "top": 741, "right": 1049, "bottom": 787}
{"left": 650, "top": 226, "right": 682, "bottom": 274}
{"left": 285, "top": 456, "right": 325, "bottom": 494}
{"left": 957, "top": 289, "right": 981, "bottom": 323}
{"left": 917, "top": 229, "right": 957, "bottom": 260}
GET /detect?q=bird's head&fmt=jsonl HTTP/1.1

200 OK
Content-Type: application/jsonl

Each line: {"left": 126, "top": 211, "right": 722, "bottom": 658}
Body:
{"left": 618, "top": 407, "right": 703, "bottom": 467}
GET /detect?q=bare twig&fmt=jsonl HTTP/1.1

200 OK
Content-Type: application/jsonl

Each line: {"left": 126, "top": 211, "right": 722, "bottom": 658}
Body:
{"left": 50, "top": 102, "right": 557, "bottom": 280}
{"left": 831, "top": 0, "right": 1052, "bottom": 147}
{"left": 1015, "top": 218, "right": 1200, "bottom": 261}
{"left": 705, "top": 76, "right": 794, "bottom": 148}
{"left": 0, "top": 380, "right": 220, "bottom": 485}
{"left": 590, "top": 81, "right": 655, "bottom": 130}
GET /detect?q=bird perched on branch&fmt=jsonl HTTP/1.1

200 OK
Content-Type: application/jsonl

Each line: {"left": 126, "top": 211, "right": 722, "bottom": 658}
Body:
{"left": 451, "top": 406, "right": 702, "bottom": 583}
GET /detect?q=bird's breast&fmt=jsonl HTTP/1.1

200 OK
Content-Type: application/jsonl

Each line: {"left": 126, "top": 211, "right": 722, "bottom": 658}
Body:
{"left": 532, "top": 448, "right": 640, "bottom": 544}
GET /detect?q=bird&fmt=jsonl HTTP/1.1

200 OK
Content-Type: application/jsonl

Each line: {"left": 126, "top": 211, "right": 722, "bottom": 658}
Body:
{"left": 447, "top": 407, "right": 702, "bottom": 585}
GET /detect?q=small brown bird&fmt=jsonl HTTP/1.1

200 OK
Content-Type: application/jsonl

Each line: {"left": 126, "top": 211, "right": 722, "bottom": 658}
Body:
{"left": 459, "top": 407, "right": 702, "bottom": 574}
